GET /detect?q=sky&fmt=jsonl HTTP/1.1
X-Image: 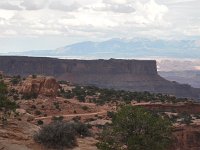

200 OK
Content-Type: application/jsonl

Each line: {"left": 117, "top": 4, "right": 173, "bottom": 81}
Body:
{"left": 0, "top": 0, "right": 200, "bottom": 52}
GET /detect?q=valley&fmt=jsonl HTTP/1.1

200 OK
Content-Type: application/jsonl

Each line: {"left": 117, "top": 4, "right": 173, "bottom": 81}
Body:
{"left": 1, "top": 72, "right": 200, "bottom": 150}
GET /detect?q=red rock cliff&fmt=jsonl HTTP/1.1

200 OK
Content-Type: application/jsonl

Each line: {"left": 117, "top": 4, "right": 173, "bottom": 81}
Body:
{"left": 0, "top": 56, "right": 199, "bottom": 99}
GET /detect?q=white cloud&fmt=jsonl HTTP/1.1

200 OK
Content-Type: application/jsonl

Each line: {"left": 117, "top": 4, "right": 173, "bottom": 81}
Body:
{"left": 103, "top": 0, "right": 130, "bottom": 4}
{"left": 89, "top": 2, "right": 135, "bottom": 13}
{"left": 20, "top": 0, "right": 48, "bottom": 10}
{"left": 0, "top": 0, "right": 199, "bottom": 50}
{"left": 133, "top": 0, "right": 168, "bottom": 25}
{"left": 49, "top": 1, "right": 81, "bottom": 12}
{"left": 0, "top": 1, "right": 22, "bottom": 10}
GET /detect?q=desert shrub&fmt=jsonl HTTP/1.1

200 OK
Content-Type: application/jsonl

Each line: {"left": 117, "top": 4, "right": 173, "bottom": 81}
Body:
{"left": 71, "top": 85, "right": 189, "bottom": 105}
{"left": 58, "top": 80, "right": 70, "bottom": 85}
{"left": 60, "top": 89, "right": 74, "bottom": 99}
{"left": 97, "top": 105, "right": 172, "bottom": 150}
{"left": 0, "top": 81, "right": 17, "bottom": 125}
{"left": 169, "top": 114, "right": 178, "bottom": 123}
{"left": 107, "top": 111, "right": 115, "bottom": 118}
{"left": 81, "top": 106, "right": 89, "bottom": 111}
{"left": 72, "top": 116, "right": 81, "bottom": 122}
{"left": 53, "top": 102, "right": 60, "bottom": 110}
{"left": 52, "top": 116, "right": 64, "bottom": 122}
{"left": 77, "top": 95, "right": 86, "bottom": 102}
{"left": 31, "top": 105, "right": 37, "bottom": 109}
{"left": 34, "top": 121, "right": 77, "bottom": 149}
{"left": 32, "top": 74, "right": 37, "bottom": 78}
{"left": 194, "top": 114, "right": 200, "bottom": 119}
{"left": 72, "top": 121, "right": 91, "bottom": 137}
{"left": 22, "top": 92, "right": 38, "bottom": 100}
{"left": 180, "top": 112, "right": 192, "bottom": 125}
{"left": 10, "top": 76, "right": 21, "bottom": 85}
{"left": 35, "top": 110, "right": 42, "bottom": 116}
{"left": 13, "top": 94, "right": 19, "bottom": 100}
{"left": 37, "top": 120, "right": 44, "bottom": 125}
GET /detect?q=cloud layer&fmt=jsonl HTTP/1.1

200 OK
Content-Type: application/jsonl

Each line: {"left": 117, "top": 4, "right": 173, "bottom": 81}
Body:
{"left": 0, "top": 0, "right": 199, "bottom": 52}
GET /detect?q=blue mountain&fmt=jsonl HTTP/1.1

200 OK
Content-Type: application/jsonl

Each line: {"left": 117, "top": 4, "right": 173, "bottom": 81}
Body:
{"left": 3, "top": 38, "right": 200, "bottom": 59}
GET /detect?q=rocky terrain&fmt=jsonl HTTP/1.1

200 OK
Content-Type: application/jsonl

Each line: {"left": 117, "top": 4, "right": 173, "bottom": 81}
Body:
{"left": 0, "top": 56, "right": 199, "bottom": 99}
{"left": 0, "top": 74, "right": 200, "bottom": 150}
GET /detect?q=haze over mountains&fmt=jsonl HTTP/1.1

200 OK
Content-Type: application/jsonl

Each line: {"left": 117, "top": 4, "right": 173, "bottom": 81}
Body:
{"left": 2, "top": 38, "right": 200, "bottom": 88}
{"left": 4, "top": 38, "right": 200, "bottom": 59}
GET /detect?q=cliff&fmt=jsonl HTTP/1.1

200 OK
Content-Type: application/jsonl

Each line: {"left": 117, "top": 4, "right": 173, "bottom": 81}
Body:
{"left": 0, "top": 56, "right": 199, "bottom": 99}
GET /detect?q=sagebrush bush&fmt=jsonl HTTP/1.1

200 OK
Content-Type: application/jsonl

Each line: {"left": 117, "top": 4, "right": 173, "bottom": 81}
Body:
{"left": 34, "top": 121, "right": 77, "bottom": 149}
{"left": 72, "top": 121, "right": 91, "bottom": 137}
{"left": 37, "top": 120, "right": 43, "bottom": 125}
{"left": 34, "top": 121, "right": 91, "bottom": 149}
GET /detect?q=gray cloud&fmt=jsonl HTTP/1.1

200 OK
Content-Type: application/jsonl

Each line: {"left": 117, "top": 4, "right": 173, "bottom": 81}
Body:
{"left": 0, "top": 2, "right": 22, "bottom": 10}
{"left": 0, "top": 0, "right": 199, "bottom": 48}
{"left": 49, "top": 1, "right": 81, "bottom": 12}
{"left": 20, "top": 0, "right": 48, "bottom": 10}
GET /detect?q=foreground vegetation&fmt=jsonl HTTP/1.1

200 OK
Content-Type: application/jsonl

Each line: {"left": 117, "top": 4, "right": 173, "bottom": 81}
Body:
{"left": 97, "top": 105, "right": 172, "bottom": 150}
{"left": 34, "top": 120, "right": 90, "bottom": 149}
{"left": 0, "top": 81, "right": 17, "bottom": 125}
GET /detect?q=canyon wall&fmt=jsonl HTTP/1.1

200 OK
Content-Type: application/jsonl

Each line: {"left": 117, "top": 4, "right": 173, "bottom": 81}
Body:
{"left": 0, "top": 56, "right": 199, "bottom": 99}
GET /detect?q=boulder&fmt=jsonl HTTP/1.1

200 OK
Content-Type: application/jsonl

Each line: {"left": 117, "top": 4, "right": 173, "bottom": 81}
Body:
{"left": 20, "top": 75, "right": 59, "bottom": 97}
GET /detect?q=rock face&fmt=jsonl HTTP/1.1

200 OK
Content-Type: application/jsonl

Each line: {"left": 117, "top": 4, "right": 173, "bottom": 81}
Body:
{"left": 0, "top": 56, "right": 199, "bottom": 99}
{"left": 20, "top": 75, "right": 59, "bottom": 97}
{"left": 0, "top": 120, "right": 40, "bottom": 150}
{"left": 171, "top": 125, "right": 200, "bottom": 150}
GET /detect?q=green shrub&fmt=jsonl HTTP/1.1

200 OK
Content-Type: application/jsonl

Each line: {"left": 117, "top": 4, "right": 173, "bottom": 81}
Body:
{"left": 52, "top": 116, "right": 64, "bottom": 122}
{"left": 81, "top": 106, "right": 89, "bottom": 111}
{"left": 77, "top": 95, "right": 86, "bottom": 102}
{"left": 58, "top": 80, "right": 70, "bottom": 85}
{"left": 34, "top": 121, "right": 77, "bottom": 149}
{"left": 37, "top": 120, "right": 44, "bottom": 125}
{"left": 72, "top": 121, "right": 91, "bottom": 137}
{"left": 107, "top": 111, "right": 115, "bottom": 118}
{"left": 22, "top": 92, "right": 38, "bottom": 100}
{"left": 180, "top": 112, "right": 192, "bottom": 125}
{"left": 34, "top": 121, "right": 90, "bottom": 149}
{"left": 72, "top": 116, "right": 81, "bottom": 122}
{"left": 97, "top": 105, "right": 172, "bottom": 150}
{"left": 11, "top": 78, "right": 19, "bottom": 85}
{"left": 0, "top": 81, "right": 17, "bottom": 125}
{"left": 32, "top": 75, "right": 37, "bottom": 78}
{"left": 53, "top": 102, "right": 60, "bottom": 110}
{"left": 31, "top": 105, "right": 37, "bottom": 109}
{"left": 35, "top": 110, "right": 42, "bottom": 116}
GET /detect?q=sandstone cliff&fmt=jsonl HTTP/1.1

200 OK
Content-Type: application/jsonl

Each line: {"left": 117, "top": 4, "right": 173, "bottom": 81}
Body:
{"left": 20, "top": 75, "right": 59, "bottom": 97}
{"left": 0, "top": 56, "right": 199, "bottom": 99}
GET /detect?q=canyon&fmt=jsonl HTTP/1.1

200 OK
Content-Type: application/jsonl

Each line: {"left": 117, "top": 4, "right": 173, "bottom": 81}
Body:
{"left": 0, "top": 56, "right": 199, "bottom": 99}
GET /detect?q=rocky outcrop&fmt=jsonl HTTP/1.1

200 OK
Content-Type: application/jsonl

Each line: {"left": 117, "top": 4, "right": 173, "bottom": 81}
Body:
{"left": 171, "top": 124, "right": 200, "bottom": 150}
{"left": 0, "top": 120, "right": 40, "bottom": 150}
{"left": 0, "top": 56, "right": 199, "bottom": 99}
{"left": 140, "top": 102, "right": 200, "bottom": 114}
{"left": 20, "top": 75, "right": 59, "bottom": 97}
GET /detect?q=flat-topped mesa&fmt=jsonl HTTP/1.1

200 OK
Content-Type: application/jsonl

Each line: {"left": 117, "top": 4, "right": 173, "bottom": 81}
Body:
{"left": 0, "top": 56, "right": 199, "bottom": 99}
{"left": 0, "top": 56, "right": 157, "bottom": 76}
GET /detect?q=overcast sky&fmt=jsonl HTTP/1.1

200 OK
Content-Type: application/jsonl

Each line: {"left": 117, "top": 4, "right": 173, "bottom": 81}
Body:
{"left": 0, "top": 0, "right": 200, "bottom": 52}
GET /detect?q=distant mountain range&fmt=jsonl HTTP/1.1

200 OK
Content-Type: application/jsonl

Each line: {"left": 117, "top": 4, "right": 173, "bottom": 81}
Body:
{"left": 3, "top": 38, "right": 200, "bottom": 59}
